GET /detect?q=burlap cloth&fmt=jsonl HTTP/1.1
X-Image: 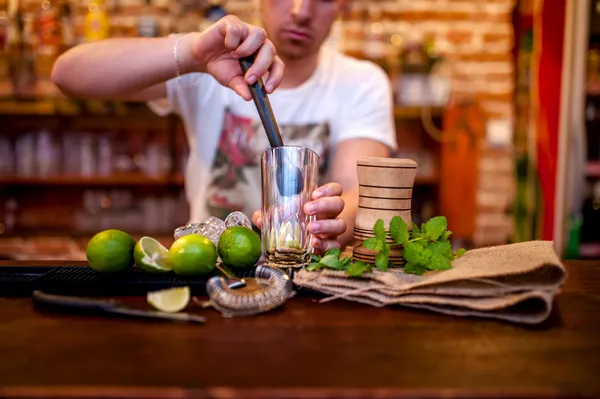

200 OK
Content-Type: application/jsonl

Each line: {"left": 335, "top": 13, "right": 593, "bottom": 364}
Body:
{"left": 293, "top": 240, "right": 566, "bottom": 324}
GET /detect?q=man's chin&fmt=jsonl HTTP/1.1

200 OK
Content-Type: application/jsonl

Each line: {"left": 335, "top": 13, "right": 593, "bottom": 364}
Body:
{"left": 278, "top": 43, "right": 318, "bottom": 61}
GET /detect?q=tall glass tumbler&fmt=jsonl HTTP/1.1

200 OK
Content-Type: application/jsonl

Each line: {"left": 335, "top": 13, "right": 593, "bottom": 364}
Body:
{"left": 261, "top": 146, "right": 319, "bottom": 269}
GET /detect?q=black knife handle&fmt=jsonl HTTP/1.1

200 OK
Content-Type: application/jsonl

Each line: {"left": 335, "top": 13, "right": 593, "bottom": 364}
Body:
{"left": 32, "top": 290, "right": 116, "bottom": 313}
{"left": 238, "top": 55, "right": 284, "bottom": 148}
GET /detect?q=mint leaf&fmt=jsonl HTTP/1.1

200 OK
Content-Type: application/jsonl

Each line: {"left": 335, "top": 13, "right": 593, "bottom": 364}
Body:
{"left": 362, "top": 237, "right": 379, "bottom": 250}
{"left": 429, "top": 241, "right": 454, "bottom": 260}
{"left": 456, "top": 248, "right": 466, "bottom": 258}
{"left": 319, "top": 254, "right": 344, "bottom": 270}
{"left": 403, "top": 241, "right": 425, "bottom": 265}
{"left": 374, "top": 219, "right": 386, "bottom": 242}
{"left": 346, "top": 262, "right": 371, "bottom": 277}
{"left": 412, "top": 223, "right": 426, "bottom": 240}
{"left": 424, "top": 216, "right": 447, "bottom": 240}
{"left": 404, "top": 262, "right": 426, "bottom": 275}
{"left": 440, "top": 230, "right": 452, "bottom": 242}
{"left": 307, "top": 262, "right": 322, "bottom": 271}
{"left": 375, "top": 252, "right": 389, "bottom": 272}
{"left": 311, "top": 254, "right": 321, "bottom": 263}
{"left": 390, "top": 216, "right": 409, "bottom": 245}
{"left": 429, "top": 254, "right": 452, "bottom": 271}
{"left": 340, "top": 256, "right": 352, "bottom": 267}
{"left": 382, "top": 242, "right": 391, "bottom": 255}
{"left": 325, "top": 248, "right": 341, "bottom": 258}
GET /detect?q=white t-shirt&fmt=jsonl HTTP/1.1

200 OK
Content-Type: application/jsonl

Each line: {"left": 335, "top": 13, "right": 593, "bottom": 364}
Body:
{"left": 149, "top": 46, "right": 397, "bottom": 223}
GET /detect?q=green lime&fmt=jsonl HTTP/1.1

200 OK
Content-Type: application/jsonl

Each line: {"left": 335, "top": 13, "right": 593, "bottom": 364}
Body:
{"left": 134, "top": 237, "right": 172, "bottom": 273}
{"left": 217, "top": 226, "right": 262, "bottom": 268}
{"left": 86, "top": 229, "right": 136, "bottom": 273}
{"left": 169, "top": 235, "right": 217, "bottom": 276}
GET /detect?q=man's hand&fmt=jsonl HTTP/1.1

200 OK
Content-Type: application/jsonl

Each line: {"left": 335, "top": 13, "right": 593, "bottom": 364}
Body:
{"left": 192, "top": 15, "right": 285, "bottom": 101}
{"left": 252, "top": 183, "right": 346, "bottom": 255}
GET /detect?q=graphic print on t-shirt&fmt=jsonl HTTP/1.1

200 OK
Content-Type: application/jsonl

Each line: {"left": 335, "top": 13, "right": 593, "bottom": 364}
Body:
{"left": 205, "top": 109, "right": 330, "bottom": 220}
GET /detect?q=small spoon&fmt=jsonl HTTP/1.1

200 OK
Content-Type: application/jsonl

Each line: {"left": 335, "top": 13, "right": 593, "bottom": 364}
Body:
{"left": 238, "top": 55, "right": 304, "bottom": 197}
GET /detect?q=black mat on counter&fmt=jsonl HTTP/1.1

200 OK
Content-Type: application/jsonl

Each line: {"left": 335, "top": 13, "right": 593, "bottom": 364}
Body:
{"left": 0, "top": 265, "right": 257, "bottom": 297}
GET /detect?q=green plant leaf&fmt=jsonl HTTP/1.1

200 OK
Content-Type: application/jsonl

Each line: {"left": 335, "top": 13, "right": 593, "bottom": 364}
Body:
{"left": 375, "top": 252, "right": 389, "bottom": 272}
{"left": 325, "top": 248, "right": 341, "bottom": 258}
{"left": 390, "top": 216, "right": 409, "bottom": 245}
{"left": 429, "top": 241, "right": 454, "bottom": 260}
{"left": 429, "top": 254, "right": 452, "bottom": 271}
{"left": 423, "top": 216, "right": 447, "bottom": 240}
{"left": 382, "top": 243, "right": 391, "bottom": 255}
{"left": 403, "top": 262, "right": 426, "bottom": 275}
{"left": 307, "top": 262, "right": 322, "bottom": 271}
{"left": 441, "top": 230, "right": 452, "bottom": 242}
{"left": 346, "top": 262, "right": 371, "bottom": 277}
{"left": 311, "top": 254, "right": 321, "bottom": 263}
{"left": 340, "top": 256, "right": 353, "bottom": 267}
{"left": 374, "top": 219, "right": 386, "bottom": 242}
{"left": 402, "top": 241, "right": 426, "bottom": 265}
{"left": 319, "top": 254, "right": 344, "bottom": 270}
{"left": 362, "top": 237, "right": 379, "bottom": 250}
{"left": 456, "top": 248, "right": 467, "bottom": 258}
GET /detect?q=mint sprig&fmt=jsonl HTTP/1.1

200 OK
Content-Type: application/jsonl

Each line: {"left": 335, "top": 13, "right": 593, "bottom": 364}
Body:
{"left": 354, "top": 215, "right": 466, "bottom": 276}
{"left": 307, "top": 248, "right": 373, "bottom": 277}
{"left": 306, "top": 216, "right": 467, "bottom": 277}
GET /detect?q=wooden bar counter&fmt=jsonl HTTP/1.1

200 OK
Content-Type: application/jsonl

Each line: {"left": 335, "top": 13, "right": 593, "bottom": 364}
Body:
{"left": 0, "top": 260, "right": 599, "bottom": 399}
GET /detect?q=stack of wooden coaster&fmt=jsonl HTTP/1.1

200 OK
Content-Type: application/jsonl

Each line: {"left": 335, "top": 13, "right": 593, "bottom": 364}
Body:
{"left": 352, "top": 157, "right": 418, "bottom": 268}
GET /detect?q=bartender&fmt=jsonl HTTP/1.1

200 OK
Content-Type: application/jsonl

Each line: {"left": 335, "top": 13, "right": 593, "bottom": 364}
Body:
{"left": 51, "top": 0, "right": 398, "bottom": 253}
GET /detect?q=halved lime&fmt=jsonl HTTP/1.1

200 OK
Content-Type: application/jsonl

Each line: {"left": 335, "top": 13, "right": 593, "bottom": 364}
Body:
{"left": 134, "top": 237, "right": 172, "bottom": 274}
{"left": 147, "top": 286, "right": 191, "bottom": 313}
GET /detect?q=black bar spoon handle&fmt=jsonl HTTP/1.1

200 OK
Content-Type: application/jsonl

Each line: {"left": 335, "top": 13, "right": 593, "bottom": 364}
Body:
{"left": 238, "top": 55, "right": 284, "bottom": 148}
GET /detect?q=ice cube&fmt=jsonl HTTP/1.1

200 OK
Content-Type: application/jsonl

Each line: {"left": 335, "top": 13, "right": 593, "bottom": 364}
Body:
{"left": 173, "top": 216, "right": 226, "bottom": 246}
{"left": 201, "top": 217, "right": 226, "bottom": 246}
{"left": 225, "top": 211, "right": 252, "bottom": 229}
{"left": 174, "top": 223, "right": 203, "bottom": 240}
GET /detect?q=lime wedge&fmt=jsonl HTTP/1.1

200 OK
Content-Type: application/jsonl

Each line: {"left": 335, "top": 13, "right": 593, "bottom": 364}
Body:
{"left": 134, "top": 236, "right": 172, "bottom": 273}
{"left": 147, "top": 286, "right": 191, "bottom": 313}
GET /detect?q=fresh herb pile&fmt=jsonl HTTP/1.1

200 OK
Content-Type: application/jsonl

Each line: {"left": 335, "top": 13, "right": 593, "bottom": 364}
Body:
{"left": 307, "top": 215, "right": 466, "bottom": 276}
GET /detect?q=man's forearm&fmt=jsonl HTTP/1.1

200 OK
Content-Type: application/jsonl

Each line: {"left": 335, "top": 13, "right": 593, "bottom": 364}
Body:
{"left": 51, "top": 34, "right": 200, "bottom": 100}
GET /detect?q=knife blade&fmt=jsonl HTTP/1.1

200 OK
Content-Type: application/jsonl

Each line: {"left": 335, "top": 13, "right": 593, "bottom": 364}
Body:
{"left": 32, "top": 290, "right": 205, "bottom": 324}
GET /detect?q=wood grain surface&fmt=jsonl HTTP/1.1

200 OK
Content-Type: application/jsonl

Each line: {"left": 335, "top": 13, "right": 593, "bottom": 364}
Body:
{"left": 0, "top": 260, "right": 599, "bottom": 399}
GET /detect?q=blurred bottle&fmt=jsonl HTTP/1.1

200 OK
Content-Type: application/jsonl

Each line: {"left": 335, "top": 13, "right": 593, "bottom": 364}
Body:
{"left": 136, "top": 0, "right": 157, "bottom": 37}
{"left": 59, "top": 0, "right": 74, "bottom": 50}
{"left": 398, "top": 32, "right": 427, "bottom": 106}
{"left": 83, "top": 0, "right": 109, "bottom": 41}
{"left": 363, "top": 4, "right": 386, "bottom": 64}
{"left": 198, "top": 0, "right": 225, "bottom": 32}
{"left": 36, "top": 0, "right": 60, "bottom": 57}
{"left": 8, "top": 0, "right": 37, "bottom": 98}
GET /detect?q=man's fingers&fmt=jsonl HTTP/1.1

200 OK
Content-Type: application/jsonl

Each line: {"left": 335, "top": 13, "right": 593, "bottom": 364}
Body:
{"left": 232, "top": 26, "right": 267, "bottom": 58}
{"left": 312, "top": 182, "right": 343, "bottom": 200}
{"left": 305, "top": 196, "right": 345, "bottom": 219}
{"left": 242, "top": 40, "right": 276, "bottom": 84}
{"left": 265, "top": 56, "right": 285, "bottom": 93}
{"left": 227, "top": 76, "right": 252, "bottom": 101}
{"left": 252, "top": 210, "right": 262, "bottom": 228}
{"left": 308, "top": 218, "right": 346, "bottom": 237}
{"left": 222, "top": 19, "right": 244, "bottom": 50}
{"left": 312, "top": 237, "right": 341, "bottom": 254}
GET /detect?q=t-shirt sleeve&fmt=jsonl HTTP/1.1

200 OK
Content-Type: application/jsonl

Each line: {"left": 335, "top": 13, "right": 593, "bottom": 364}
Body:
{"left": 147, "top": 72, "right": 213, "bottom": 118}
{"left": 333, "top": 63, "right": 398, "bottom": 151}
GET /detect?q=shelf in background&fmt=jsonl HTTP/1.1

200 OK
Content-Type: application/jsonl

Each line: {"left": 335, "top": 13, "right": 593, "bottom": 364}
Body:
{"left": 394, "top": 106, "right": 444, "bottom": 119}
{"left": 0, "top": 174, "right": 184, "bottom": 187}
{"left": 1, "top": 95, "right": 445, "bottom": 120}
{"left": 0, "top": 173, "right": 439, "bottom": 187}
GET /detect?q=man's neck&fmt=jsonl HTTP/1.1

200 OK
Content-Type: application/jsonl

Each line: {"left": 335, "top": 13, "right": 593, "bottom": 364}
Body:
{"left": 278, "top": 52, "right": 320, "bottom": 89}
